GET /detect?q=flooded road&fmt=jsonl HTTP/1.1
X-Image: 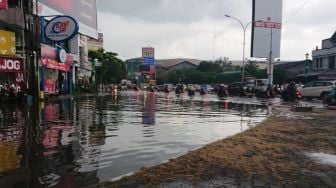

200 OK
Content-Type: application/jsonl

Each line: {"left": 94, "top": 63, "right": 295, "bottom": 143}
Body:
{"left": 0, "top": 91, "right": 270, "bottom": 187}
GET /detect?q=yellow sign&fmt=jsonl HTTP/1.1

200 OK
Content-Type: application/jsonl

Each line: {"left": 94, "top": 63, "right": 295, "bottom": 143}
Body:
{"left": 0, "top": 30, "right": 16, "bottom": 56}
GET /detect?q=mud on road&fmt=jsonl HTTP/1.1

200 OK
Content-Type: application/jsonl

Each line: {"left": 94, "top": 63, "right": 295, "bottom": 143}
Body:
{"left": 104, "top": 105, "right": 336, "bottom": 187}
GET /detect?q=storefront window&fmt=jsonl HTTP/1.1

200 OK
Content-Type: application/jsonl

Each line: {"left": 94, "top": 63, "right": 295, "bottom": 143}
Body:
{"left": 0, "top": 73, "right": 15, "bottom": 85}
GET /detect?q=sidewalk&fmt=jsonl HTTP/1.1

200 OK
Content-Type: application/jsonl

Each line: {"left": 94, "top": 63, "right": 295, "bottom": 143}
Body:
{"left": 104, "top": 105, "right": 336, "bottom": 187}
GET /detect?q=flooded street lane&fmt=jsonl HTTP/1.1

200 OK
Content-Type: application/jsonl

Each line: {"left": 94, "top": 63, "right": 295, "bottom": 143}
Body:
{"left": 0, "top": 91, "right": 269, "bottom": 187}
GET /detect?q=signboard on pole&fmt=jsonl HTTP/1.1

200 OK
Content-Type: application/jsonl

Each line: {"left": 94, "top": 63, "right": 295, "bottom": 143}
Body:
{"left": 251, "top": 0, "right": 283, "bottom": 58}
{"left": 141, "top": 47, "right": 155, "bottom": 80}
{"left": 142, "top": 47, "right": 155, "bottom": 65}
{"left": 44, "top": 16, "right": 79, "bottom": 42}
{"left": 0, "top": 0, "right": 8, "bottom": 10}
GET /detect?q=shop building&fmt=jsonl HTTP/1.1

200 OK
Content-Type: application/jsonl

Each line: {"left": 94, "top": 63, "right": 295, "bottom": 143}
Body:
{"left": 40, "top": 44, "right": 74, "bottom": 94}
{"left": 0, "top": 0, "right": 37, "bottom": 95}
{"left": 311, "top": 31, "right": 336, "bottom": 80}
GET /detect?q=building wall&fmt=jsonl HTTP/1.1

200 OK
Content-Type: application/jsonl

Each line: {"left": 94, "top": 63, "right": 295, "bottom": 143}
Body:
{"left": 312, "top": 31, "right": 336, "bottom": 72}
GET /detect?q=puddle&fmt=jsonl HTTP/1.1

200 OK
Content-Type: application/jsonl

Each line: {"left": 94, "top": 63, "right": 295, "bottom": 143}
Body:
{"left": 306, "top": 152, "right": 336, "bottom": 167}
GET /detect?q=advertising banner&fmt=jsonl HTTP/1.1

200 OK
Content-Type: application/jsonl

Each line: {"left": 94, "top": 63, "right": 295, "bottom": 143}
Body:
{"left": 37, "top": 0, "right": 98, "bottom": 38}
{"left": 0, "top": 0, "right": 8, "bottom": 10}
{"left": 41, "top": 44, "right": 73, "bottom": 63}
{"left": 44, "top": 79, "right": 56, "bottom": 93}
{"left": 0, "top": 30, "right": 16, "bottom": 56}
{"left": 251, "top": 0, "right": 283, "bottom": 58}
{"left": 0, "top": 57, "right": 24, "bottom": 72}
{"left": 41, "top": 57, "right": 70, "bottom": 72}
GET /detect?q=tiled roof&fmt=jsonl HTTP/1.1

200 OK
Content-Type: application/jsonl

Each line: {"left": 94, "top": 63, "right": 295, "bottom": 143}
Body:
{"left": 155, "top": 58, "right": 203, "bottom": 68}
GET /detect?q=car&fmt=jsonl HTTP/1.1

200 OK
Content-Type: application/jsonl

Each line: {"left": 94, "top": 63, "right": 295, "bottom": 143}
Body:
{"left": 227, "top": 82, "right": 254, "bottom": 96}
{"left": 299, "top": 80, "right": 336, "bottom": 100}
{"left": 157, "top": 84, "right": 174, "bottom": 92}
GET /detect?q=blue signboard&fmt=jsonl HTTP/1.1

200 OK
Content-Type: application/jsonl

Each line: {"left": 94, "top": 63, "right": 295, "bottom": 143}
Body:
{"left": 144, "top": 57, "right": 154, "bottom": 65}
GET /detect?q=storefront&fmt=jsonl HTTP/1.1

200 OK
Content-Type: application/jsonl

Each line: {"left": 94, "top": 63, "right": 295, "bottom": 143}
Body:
{"left": 40, "top": 44, "right": 73, "bottom": 95}
{"left": 0, "top": 56, "right": 25, "bottom": 91}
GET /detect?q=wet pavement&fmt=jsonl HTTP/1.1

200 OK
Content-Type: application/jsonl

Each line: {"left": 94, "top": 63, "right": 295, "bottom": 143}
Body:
{"left": 0, "top": 91, "right": 270, "bottom": 187}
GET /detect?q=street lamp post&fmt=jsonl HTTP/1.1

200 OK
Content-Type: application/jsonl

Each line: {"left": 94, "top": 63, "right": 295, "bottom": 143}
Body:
{"left": 305, "top": 53, "right": 309, "bottom": 83}
{"left": 225, "top": 15, "right": 252, "bottom": 84}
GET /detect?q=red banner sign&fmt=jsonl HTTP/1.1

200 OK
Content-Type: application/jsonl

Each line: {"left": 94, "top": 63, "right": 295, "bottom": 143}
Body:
{"left": 44, "top": 79, "right": 56, "bottom": 93}
{"left": 254, "top": 20, "right": 282, "bottom": 29}
{"left": 0, "top": 0, "right": 8, "bottom": 10}
{"left": 40, "top": 44, "right": 74, "bottom": 65}
{"left": 0, "top": 57, "right": 24, "bottom": 72}
{"left": 41, "top": 57, "right": 70, "bottom": 71}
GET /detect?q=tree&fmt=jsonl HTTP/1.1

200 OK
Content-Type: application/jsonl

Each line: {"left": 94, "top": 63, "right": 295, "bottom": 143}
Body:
{"left": 273, "top": 68, "right": 287, "bottom": 84}
{"left": 197, "top": 61, "right": 223, "bottom": 73}
{"left": 88, "top": 49, "right": 126, "bottom": 84}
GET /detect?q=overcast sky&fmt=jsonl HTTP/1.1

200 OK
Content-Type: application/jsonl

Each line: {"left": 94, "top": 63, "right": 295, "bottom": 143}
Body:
{"left": 97, "top": 0, "right": 335, "bottom": 61}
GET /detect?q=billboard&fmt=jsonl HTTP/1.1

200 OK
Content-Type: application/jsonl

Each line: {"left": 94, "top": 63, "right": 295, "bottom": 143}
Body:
{"left": 0, "top": 30, "right": 16, "bottom": 56}
{"left": 44, "top": 16, "right": 79, "bottom": 42}
{"left": 37, "top": 0, "right": 98, "bottom": 39}
{"left": 142, "top": 47, "right": 155, "bottom": 65}
{"left": 0, "top": 0, "right": 7, "bottom": 10}
{"left": 251, "top": 0, "right": 283, "bottom": 58}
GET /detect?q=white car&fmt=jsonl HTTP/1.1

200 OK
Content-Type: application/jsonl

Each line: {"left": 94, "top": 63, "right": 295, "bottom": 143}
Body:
{"left": 299, "top": 80, "right": 336, "bottom": 100}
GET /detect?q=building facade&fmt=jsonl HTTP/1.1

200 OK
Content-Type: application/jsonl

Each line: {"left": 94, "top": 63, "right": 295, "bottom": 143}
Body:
{"left": 311, "top": 31, "right": 336, "bottom": 80}
{"left": 0, "top": 0, "right": 37, "bottom": 96}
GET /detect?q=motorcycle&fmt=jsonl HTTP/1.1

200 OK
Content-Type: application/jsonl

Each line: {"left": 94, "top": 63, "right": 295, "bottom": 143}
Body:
{"left": 322, "top": 88, "right": 336, "bottom": 106}
{"left": 281, "top": 84, "right": 302, "bottom": 101}
{"left": 187, "top": 89, "right": 195, "bottom": 97}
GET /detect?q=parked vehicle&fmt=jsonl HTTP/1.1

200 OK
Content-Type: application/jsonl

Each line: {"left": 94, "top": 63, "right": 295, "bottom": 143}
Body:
{"left": 299, "top": 80, "right": 336, "bottom": 100}
{"left": 227, "top": 82, "right": 254, "bottom": 96}
{"left": 254, "top": 79, "right": 273, "bottom": 98}
{"left": 158, "top": 84, "right": 174, "bottom": 92}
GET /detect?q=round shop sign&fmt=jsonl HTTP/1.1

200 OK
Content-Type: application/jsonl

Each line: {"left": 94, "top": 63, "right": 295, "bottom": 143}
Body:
{"left": 44, "top": 16, "right": 79, "bottom": 42}
{"left": 58, "top": 48, "right": 67, "bottom": 63}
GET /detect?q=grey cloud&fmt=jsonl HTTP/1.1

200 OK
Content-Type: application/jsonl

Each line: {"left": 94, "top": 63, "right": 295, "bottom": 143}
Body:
{"left": 97, "top": 0, "right": 252, "bottom": 24}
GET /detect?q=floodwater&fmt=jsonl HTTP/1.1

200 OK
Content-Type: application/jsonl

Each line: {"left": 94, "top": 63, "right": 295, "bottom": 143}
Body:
{"left": 0, "top": 91, "right": 270, "bottom": 187}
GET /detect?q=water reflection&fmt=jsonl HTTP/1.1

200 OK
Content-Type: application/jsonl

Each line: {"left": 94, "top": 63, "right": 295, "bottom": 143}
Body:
{"left": 0, "top": 92, "right": 269, "bottom": 187}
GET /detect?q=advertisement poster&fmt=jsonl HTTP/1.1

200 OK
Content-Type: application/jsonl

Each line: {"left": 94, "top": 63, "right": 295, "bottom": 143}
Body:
{"left": 44, "top": 79, "right": 56, "bottom": 93}
{"left": 0, "top": 30, "right": 16, "bottom": 56}
{"left": 0, "top": 0, "right": 8, "bottom": 10}
{"left": 38, "top": 0, "right": 97, "bottom": 38}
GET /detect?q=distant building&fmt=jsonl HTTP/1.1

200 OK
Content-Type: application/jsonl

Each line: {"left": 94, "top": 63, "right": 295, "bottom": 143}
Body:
{"left": 156, "top": 58, "right": 202, "bottom": 71}
{"left": 311, "top": 31, "right": 336, "bottom": 80}
{"left": 126, "top": 58, "right": 203, "bottom": 84}
{"left": 275, "top": 60, "right": 312, "bottom": 81}
{"left": 87, "top": 33, "right": 104, "bottom": 51}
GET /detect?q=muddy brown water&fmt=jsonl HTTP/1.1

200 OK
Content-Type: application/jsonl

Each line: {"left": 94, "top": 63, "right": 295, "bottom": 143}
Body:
{"left": 0, "top": 91, "right": 269, "bottom": 187}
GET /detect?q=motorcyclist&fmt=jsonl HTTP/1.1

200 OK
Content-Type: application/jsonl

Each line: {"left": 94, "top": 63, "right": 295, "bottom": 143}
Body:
{"left": 217, "top": 84, "right": 228, "bottom": 98}
{"left": 187, "top": 85, "right": 195, "bottom": 97}
{"left": 164, "top": 85, "right": 170, "bottom": 93}
{"left": 199, "top": 84, "right": 207, "bottom": 95}
{"left": 282, "top": 81, "right": 299, "bottom": 101}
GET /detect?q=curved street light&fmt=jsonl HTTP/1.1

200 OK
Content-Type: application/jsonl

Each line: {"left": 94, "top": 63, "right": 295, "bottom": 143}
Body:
{"left": 225, "top": 15, "right": 252, "bottom": 84}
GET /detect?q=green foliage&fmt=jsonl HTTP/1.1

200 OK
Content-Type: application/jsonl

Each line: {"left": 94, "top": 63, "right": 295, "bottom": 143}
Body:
{"left": 245, "top": 63, "right": 267, "bottom": 79}
{"left": 88, "top": 49, "right": 126, "bottom": 84}
{"left": 273, "top": 68, "right": 287, "bottom": 84}
{"left": 197, "top": 61, "right": 223, "bottom": 73}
